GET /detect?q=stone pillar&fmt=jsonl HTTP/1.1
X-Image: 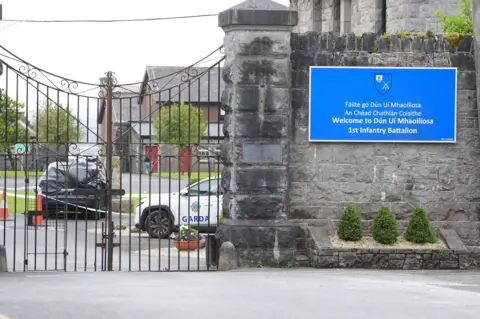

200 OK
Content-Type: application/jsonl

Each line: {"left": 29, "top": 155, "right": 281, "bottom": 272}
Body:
{"left": 474, "top": 0, "right": 480, "bottom": 133}
{"left": 321, "top": 0, "right": 341, "bottom": 35}
{"left": 217, "top": 0, "right": 301, "bottom": 267}
{"left": 351, "top": 0, "right": 384, "bottom": 34}
{"left": 340, "top": 0, "right": 352, "bottom": 34}
{"left": 291, "top": 0, "right": 322, "bottom": 33}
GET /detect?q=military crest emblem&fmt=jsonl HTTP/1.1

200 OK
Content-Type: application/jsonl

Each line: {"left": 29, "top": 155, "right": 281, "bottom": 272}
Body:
{"left": 374, "top": 73, "right": 392, "bottom": 95}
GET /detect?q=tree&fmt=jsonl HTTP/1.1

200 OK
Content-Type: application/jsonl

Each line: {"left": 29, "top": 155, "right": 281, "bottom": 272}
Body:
{"left": 153, "top": 102, "right": 208, "bottom": 173}
{"left": 372, "top": 206, "right": 399, "bottom": 245}
{"left": 337, "top": 204, "right": 363, "bottom": 241}
{"left": 404, "top": 207, "right": 437, "bottom": 244}
{"left": 33, "top": 102, "right": 85, "bottom": 150}
{"left": 0, "top": 91, "right": 27, "bottom": 168}
{"left": 154, "top": 102, "right": 207, "bottom": 147}
{"left": 436, "top": 0, "right": 473, "bottom": 35}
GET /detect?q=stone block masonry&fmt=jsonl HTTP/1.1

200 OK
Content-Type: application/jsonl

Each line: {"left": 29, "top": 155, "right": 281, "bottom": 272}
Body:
{"left": 386, "top": 0, "right": 461, "bottom": 33}
{"left": 291, "top": 0, "right": 463, "bottom": 34}
{"left": 291, "top": 32, "right": 480, "bottom": 247}
{"left": 216, "top": 0, "right": 306, "bottom": 268}
{"left": 310, "top": 247, "right": 480, "bottom": 269}
{"left": 308, "top": 228, "right": 480, "bottom": 269}
{"left": 474, "top": 0, "right": 480, "bottom": 139}
{"left": 351, "top": 0, "right": 384, "bottom": 34}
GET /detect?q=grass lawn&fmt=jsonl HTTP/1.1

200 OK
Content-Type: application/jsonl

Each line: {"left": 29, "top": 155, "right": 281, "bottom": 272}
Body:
{"left": 0, "top": 171, "right": 41, "bottom": 178}
{"left": 156, "top": 172, "right": 219, "bottom": 181}
{"left": 5, "top": 191, "right": 37, "bottom": 214}
{"left": 4, "top": 192, "right": 146, "bottom": 215}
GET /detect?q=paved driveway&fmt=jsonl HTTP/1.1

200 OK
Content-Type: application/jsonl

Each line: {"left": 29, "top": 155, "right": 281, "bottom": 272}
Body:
{"left": 0, "top": 213, "right": 212, "bottom": 273}
{"left": 0, "top": 269, "right": 479, "bottom": 319}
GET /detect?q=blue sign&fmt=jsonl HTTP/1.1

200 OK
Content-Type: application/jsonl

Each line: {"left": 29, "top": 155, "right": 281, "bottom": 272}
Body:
{"left": 309, "top": 67, "right": 457, "bottom": 143}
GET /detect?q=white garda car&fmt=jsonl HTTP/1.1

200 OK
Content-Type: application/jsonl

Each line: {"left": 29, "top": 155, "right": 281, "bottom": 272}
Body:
{"left": 134, "top": 175, "right": 222, "bottom": 238}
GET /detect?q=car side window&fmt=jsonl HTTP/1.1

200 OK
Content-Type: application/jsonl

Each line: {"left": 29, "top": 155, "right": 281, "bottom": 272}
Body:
{"left": 188, "top": 179, "right": 219, "bottom": 196}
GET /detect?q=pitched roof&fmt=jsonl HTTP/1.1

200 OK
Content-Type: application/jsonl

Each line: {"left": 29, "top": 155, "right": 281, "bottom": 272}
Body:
{"left": 112, "top": 84, "right": 142, "bottom": 123}
{"left": 139, "top": 66, "right": 224, "bottom": 106}
{"left": 97, "top": 84, "right": 142, "bottom": 124}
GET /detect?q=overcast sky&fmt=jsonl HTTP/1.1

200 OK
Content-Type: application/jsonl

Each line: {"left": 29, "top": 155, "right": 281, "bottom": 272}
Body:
{"left": 0, "top": 0, "right": 290, "bottom": 142}
{"left": 0, "top": 0, "right": 290, "bottom": 84}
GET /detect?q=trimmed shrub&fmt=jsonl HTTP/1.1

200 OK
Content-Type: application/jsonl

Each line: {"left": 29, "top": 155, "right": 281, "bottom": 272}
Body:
{"left": 405, "top": 207, "right": 437, "bottom": 244}
{"left": 372, "top": 206, "right": 399, "bottom": 245}
{"left": 337, "top": 205, "right": 363, "bottom": 241}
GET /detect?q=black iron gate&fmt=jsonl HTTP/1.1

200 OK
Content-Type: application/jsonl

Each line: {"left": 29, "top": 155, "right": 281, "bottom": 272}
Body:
{"left": 0, "top": 45, "right": 225, "bottom": 272}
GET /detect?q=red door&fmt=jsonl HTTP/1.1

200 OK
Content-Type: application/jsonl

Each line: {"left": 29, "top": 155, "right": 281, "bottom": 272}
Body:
{"left": 144, "top": 145, "right": 159, "bottom": 173}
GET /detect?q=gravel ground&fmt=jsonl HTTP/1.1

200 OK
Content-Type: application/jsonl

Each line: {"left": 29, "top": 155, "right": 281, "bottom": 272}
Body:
{"left": 330, "top": 235, "right": 447, "bottom": 250}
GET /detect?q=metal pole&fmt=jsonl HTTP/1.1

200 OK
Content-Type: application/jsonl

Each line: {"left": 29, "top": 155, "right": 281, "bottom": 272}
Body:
{"left": 106, "top": 71, "right": 114, "bottom": 271}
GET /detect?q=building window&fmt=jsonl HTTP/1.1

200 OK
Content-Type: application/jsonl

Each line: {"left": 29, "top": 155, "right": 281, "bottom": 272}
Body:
{"left": 197, "top": 147, "right": 220, "bottom": 163}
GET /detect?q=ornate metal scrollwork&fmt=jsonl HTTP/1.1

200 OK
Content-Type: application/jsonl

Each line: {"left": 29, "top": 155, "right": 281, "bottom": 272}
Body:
{"left": 59, "top": 79, "right": 80, "bottom": 94}
{"left": 112, "top": 90, "right": 122, "bottom": 98}
{"left": 19, "top": 65, "right": 38, "bottom": 79}
{"left": 147, "top": 80, "right": 160, "bottom": 92}
{"left": 98, "top": 71, "right": 122, "bottom": 98}
{"left": 97, "top": 146, "right": 124, "bottom": 157}
{"left": 97, "top": 147, "right": 105, "bottom": 157}
{"left": 180, "top": 67, "right": 199, "bottom": 82}
{"left": 67, "top": 143, "right": 81, "bottom": 156}
{"left": 1, "top": 45, "right": 103, "bottom": 98}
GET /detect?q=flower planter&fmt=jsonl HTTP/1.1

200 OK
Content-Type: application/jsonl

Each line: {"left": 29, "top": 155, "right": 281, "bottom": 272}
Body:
{"left": 173, "top": 240, "right": 199, "bottom": 251}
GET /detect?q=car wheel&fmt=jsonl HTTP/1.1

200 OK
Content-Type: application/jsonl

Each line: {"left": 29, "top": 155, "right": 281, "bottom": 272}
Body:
{"left": 145, "top": 210, "right": 171, "bottom": 239}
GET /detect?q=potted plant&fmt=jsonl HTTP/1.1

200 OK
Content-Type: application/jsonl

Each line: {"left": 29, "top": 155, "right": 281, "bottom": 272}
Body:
{"left": 170, "top": 225, "right": 203, "bottom": 251}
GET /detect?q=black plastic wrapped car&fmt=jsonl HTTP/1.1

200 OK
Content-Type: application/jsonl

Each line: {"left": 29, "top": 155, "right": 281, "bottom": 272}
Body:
{"left": 37, "top": 158, "right": 108, "bottom": 219}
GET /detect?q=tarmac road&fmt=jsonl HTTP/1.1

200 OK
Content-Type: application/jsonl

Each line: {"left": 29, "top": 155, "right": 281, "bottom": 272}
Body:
{"left": 0, "top": 269, "right": 480, "bottom": 319}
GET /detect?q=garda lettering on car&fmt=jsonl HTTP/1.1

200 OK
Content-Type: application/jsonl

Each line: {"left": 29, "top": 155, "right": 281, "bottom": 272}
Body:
{"left": 182, "top": 201, "right": 209, "bottom": 223}
{"left": 181, "top": 215, "right": 209, "bottom": 223}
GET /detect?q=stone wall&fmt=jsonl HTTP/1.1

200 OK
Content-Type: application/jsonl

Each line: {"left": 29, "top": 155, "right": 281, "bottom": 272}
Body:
{"left": 386, "top": 0, "right": 461, "bottom": 33}
{"left": 310, "top": 247, "right": 480, "bottom": 269}
{"left": 351, "top": 0, "right": 384, "bottom": 34}
{"left": 291, "top": 0, "right": 462, "bottom": 34}
{"left": 474, "top": 0, "right": 480, "bottom": 139}
{"left": 292, "top": 0, "right": 321, "bottom": 33}
{"left": 291, "top": 0, "right": 341, "bottom": 34}
{"left": 290, "top": 32, "right": 480, "bottom": 247}
{"left": 322, "top": 0, "right": 341, "bottom": 33}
